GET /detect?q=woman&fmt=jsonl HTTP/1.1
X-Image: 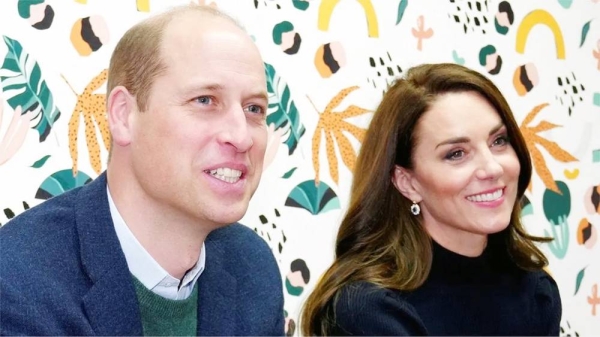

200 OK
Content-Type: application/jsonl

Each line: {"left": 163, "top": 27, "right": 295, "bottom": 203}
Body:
{"left": 301, "top": 63, "right": 561, "bottom": 336}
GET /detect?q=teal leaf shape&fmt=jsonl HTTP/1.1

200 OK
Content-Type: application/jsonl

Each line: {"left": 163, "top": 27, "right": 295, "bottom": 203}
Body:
{"left": 31, "top": 154, "right": 50, "bottom": 168}
{"left": 265, "top": 63, "right": 306, "bottom": 155}
{"left": 35, "top": 169, "right": 93, "bottom": 200}
{"left": 574, "top": 267, "right": 586, "bottom": 295}
{"left": 452, "top": 50, "right": 465, "bottom": 65}
{"left": 396, "top": 0, "right": 408, "bottom": 25}
{"left": 292, "top": 0, "right": 309, "bottom": 11}
{"left": 0, "top": 36, "right": 61, "bottom": 142}
{"left": 282, "top": 167, "right": 298, "bottom": 179}
{"left": 557, "top": 0, "right": 573, "bottom": 9}
{"left": 285, "top": 179, "right": 340, "bottom": 215}
{"left": 542, "top": 180, "right": 571, "bottom": 224}
{"left": 580, "top": 20, "right": 591, "bottom": 47}
{"left": 544, "top": 214, "right": 569, "bottom": 259}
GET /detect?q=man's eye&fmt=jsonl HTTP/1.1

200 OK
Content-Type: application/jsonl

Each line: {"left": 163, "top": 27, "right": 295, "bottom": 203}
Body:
{"left": 195, "top": 96, "right": 213, "bottom": 105}
{"left": 245, "top": 105, "right": 264, "bottom": 114}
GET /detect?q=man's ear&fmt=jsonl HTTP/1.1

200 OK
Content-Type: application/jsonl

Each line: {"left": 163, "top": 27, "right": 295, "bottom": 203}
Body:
{"left": 107, "top": 86, "right": 136, "bottom": 147}
{"left": 391, "top": 166, "right": 422, "bottom": 203}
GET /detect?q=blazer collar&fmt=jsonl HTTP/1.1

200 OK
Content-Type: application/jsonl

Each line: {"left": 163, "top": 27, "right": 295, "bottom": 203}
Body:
{"left": 75, "top": 172, "right": 143, "bottom": 335}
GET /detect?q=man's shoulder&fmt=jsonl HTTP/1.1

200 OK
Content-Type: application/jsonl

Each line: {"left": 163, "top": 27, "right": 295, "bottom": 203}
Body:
{"left": 0, "top": 188, "right": 79, "bottom": 248}
{"left": 207, "top": 223, "right": 280, "bottom": 277}
{"left": 208, "top": 222, "right": 272, "bottom": 254}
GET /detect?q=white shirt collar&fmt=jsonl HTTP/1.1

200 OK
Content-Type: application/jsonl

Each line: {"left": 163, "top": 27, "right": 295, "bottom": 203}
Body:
{"left": 107, "top": 186, "right": 205, "bottom": 300}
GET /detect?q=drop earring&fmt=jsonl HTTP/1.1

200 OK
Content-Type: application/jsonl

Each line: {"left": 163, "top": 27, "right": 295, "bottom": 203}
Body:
{"left": 410, "top": 202, "right": 420, "bottom": 215}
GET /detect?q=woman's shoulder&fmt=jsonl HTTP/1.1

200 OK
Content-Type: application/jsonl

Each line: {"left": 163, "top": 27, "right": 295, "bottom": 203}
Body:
{"left": 332, "top": 281, "right": 428, "bottom": 336}
{"left": 522, "top": 269, "right": 561, "bottom": 299}
{"left": 521, "top": 269, "right": 562, "bottom": 335}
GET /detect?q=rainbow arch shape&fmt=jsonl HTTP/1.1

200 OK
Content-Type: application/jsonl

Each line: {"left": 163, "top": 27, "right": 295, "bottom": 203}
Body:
{"left": 318, "top": 0, "right": 379, "bottom": 38}
{"left": 516, "top": 9, "right": 566, "bottom": 60}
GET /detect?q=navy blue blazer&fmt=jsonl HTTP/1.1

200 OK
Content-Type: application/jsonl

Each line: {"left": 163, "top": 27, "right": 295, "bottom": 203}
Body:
{"left": 0, "top": 173, "right": 284, "bottom": 336}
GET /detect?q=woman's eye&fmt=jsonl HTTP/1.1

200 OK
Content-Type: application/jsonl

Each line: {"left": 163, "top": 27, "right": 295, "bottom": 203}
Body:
{"left": 493, "top": 135, "right": 509, "bottom": 146}
{"left": 445, "top": 150, "right": 464, "bottom": 160}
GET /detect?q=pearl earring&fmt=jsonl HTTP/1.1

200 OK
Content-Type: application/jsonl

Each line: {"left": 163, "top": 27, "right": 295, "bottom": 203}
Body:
{"left": 410, "top": 202, "right": 420, "bottom": 216}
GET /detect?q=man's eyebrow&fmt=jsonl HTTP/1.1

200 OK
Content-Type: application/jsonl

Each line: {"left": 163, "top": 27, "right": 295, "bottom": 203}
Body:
{"left": 248, "top": 91, "right": 269, "bottom": 102}
{"left": 181, "top": 83, "right": 224, "bottom": 96}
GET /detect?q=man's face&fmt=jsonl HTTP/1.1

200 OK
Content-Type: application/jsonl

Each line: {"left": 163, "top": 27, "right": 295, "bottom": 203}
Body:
{"left": 128, "top": 14, "right": 268, "bottom": 229}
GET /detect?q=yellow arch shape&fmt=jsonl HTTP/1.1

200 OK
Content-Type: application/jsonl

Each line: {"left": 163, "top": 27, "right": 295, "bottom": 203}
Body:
{"left": 137, "top": 0, "right": 150, "bottom": 12}
{"left": 318, "top": 0, "right": 379, "bottom": 38}
{"left": 516, "top": 9, "right": 565, "bottom": 59}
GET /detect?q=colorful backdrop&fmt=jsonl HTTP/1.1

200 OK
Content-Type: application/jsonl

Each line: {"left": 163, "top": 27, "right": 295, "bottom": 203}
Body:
{"left": 0, "top": 0, "right": 599, "bottom": 335}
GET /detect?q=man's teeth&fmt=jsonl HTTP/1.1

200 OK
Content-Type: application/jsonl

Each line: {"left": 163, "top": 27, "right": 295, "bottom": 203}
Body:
{"left": 466, "top": 189, "right": 503, "bottom": 202}
{"left": 208, "top": 168, "right": 242, "bottom": 183}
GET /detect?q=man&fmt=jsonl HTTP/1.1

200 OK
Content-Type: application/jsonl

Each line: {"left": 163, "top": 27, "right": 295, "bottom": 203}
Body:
{"left": 0, "top": 5, "right": 284, "bottom": 336}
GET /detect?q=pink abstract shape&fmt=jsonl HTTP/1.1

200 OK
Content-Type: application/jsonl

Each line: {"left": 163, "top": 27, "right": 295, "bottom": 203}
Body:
{"left": 263, "top": 123, "right": 285, "bottom": 172}
{"left": 589, "top": 284, "right": 599, "bottom": 316}
{"left": 593, "top": 39, "right": 600, "bottom": 70}
{"left": 411, "top": 15, "right": 433, "bottom": 51}
{"left": 0, "top": 105, "right": 32, "bottom": 165}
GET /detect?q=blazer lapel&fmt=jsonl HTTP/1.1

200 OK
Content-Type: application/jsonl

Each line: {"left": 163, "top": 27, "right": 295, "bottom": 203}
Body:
{"left": 75, "top": 173, "right": 143, "bottom": 336}
{"left": 197, "top": 236, "right": 237, "bottom": 336}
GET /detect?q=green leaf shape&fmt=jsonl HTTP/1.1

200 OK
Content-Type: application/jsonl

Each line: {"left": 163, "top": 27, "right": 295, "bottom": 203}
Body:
{"left": 282, "top": 167, "right": 298, "bottom": 179}
{"left": 544, "top": 214, "right": 570, "bottom": 259}
{"left": 265, "top": 63, "right": 306, "bottom": 155}
{"left": 0, "top": 36, "right": 61, "bottom": 142}
{"left": 574, "top": 267, "right": 586, "bottom": 295}
{"left": 31, "top": 154, "right": 51, "bottom": 168}
{"left": 35, "top": 169, "right": 93, "bottom": 200}
{"left": 285, "top": 179, "right": 340, "bottom": 215}
{"left": 18, "top": 0, "right": 44, "bottom": 19}
{"left": 542, "top": 180, "right": 571, "bottom": 223}
{"left": 580, "top": 20, "right": 592, "bottom": 47}
{"left": 292, "top": 0, "right": 309, "bottom": 11}
{"left": 396, "top": 0, "right": 408, "bottom": 25}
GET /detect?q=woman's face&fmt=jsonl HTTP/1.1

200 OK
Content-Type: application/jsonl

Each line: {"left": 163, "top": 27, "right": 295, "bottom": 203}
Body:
{"left": 393, "top": 91, "right": 521, "bottom": 255}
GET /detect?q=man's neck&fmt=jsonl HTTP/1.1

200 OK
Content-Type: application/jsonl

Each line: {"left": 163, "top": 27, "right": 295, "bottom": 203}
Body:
{"left": 107, "top": 167, "right": 209, "bottom": 279}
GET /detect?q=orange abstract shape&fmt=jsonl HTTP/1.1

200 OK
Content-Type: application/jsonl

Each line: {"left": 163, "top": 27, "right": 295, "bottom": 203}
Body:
{"left": 519, "top": 103, "right": 578, "bottom": 193}
{"left": 310, "top": 86, "right": 371, "bottom": 185}
{"left": 411, "top": 16, "right": 433, "bottom": 51}
{"left": 63, "top": 70, "right": 111, "bottom": 176}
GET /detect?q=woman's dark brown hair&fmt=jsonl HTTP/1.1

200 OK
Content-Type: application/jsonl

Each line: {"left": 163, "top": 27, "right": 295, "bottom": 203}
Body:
{"left": 301, "top": 63, "right": 551, "bottom": 336}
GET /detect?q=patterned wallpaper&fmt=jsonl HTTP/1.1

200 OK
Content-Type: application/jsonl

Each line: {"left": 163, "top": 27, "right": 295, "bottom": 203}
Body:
{"left": 0, "top": 0, "right": 598, "bottom": 335}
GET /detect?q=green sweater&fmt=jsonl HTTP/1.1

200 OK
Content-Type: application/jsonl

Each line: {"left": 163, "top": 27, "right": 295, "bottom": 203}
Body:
{"left": 132, "top": 277, "right": 198, "bottom": 336}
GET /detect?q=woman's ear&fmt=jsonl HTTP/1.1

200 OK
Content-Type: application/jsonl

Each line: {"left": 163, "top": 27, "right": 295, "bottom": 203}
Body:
{"left": 392, "top": 166, "right": 423, "bottom": 202}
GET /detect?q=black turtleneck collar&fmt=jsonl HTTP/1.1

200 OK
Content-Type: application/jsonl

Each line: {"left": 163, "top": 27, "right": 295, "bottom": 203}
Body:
{"left": 427, "top": 239, "right": 511, "bottom": 284}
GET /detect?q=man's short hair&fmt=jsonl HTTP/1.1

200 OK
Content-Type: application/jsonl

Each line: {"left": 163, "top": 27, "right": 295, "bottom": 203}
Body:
{"left": 106, "top": 5, "right": 243, "bottom": 112}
